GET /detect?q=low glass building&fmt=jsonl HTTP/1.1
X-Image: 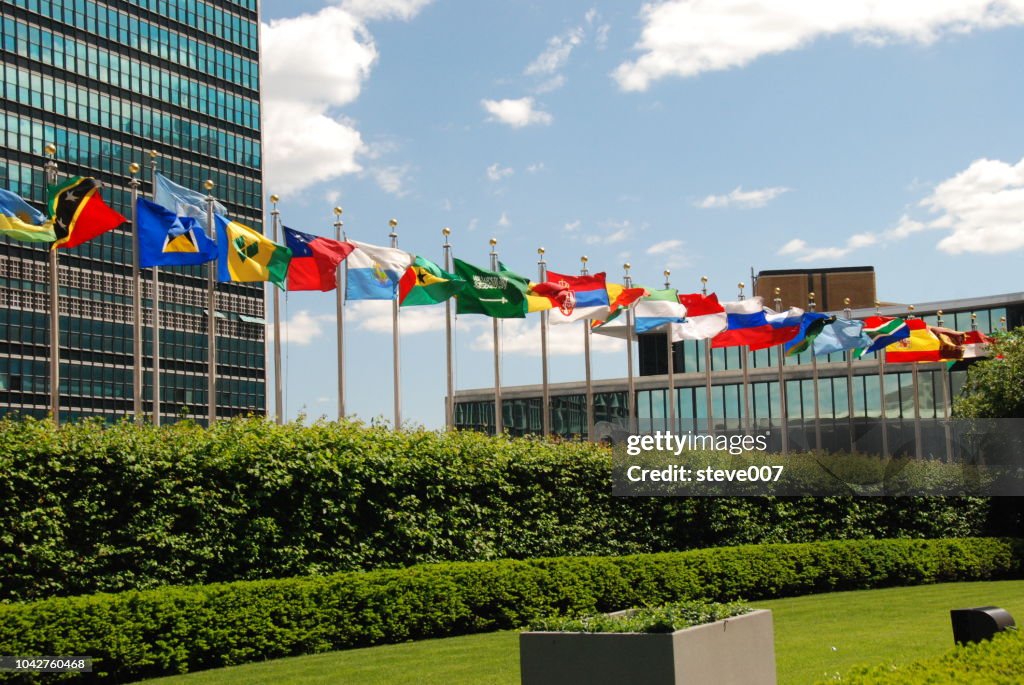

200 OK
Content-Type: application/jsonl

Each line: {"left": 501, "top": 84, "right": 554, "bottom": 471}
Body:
{"left": 453, "top": 292, "right": 1022, "bottom": 452}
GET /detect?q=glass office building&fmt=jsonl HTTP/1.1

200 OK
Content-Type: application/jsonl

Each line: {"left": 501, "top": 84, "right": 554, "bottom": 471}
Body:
{"left": 453, "top": 293, "right": 1023, "bottom": 452}
{"left": 0, "top": 0, "right": 265, "bottom": 423}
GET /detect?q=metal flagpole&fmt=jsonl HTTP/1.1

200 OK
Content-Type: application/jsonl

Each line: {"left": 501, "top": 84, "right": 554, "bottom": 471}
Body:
{"left": 738, "top": 282, "right": 752, "bottom": 435}
{"left": 149, "top": 151, "right": 161, "bottom": 425}
{"left": 44, "top": 143, "right": 60, "bottom": 426}
{"left": 623, "top": 263, "right": 637, "bottom": 433}
{"left": 663, "top": 270, "right": 676, "bottom": 432}
{"left": 701, "top": 276, "right": 714, "bottom": 436}
{"left": 538, "top": 247, "right": 551, "bottom": 435}
{"left": 269, "top": 195, "right": 283, "bottom": 425}
{"left": 876, "top": 300, "right": 889, "bottom": 457}
{"left": 129, "top": 162, "right": 143, "bottom": 421}
{"left": 333, "top": 207, "right": 345, "bottom": 419}
{"left": 938, "top": 309, "right": 954, "bottom": 462}
{"left": 389, "top": 218, "right": 401, "bottom": 430}
{"left": 490, "top": 238, "right": 503, "bottom": 435}
{"left": 844, "top": 298, "right": 855, "bottom": 453}
{"left": 581, "top": 256, "right": 595, "bottom": 440}
{"left": 908, "top": 304, "right": 923, "bottom": 459}
{"left": 808, "top": 292, "right": 822, "bottom": 452}
{"left": 774, "top": 287, "right": 789, "bottom": 456}
{"left": 204, "top": 180, "right": 217, "bottom": 426}
{"left": 443, "top": 227, "right": 455, "bottom": 431}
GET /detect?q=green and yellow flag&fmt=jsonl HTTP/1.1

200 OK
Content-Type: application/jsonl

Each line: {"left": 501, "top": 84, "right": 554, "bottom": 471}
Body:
{"left": 0, "top": 189, "right": 55, "bottom": 243}
{"left": 215, "top": 215, "right": 291, "bottom": 287}
{"left": 398, "top": 255, "right": 464, "bottom": 306}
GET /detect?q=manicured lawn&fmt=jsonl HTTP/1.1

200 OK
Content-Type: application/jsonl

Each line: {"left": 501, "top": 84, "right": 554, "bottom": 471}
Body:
{"left": 138, "top": 580, "right": 1024, "bottom": 685}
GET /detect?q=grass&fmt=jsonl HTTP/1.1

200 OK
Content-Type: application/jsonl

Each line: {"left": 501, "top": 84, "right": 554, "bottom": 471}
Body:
{"left": 137, "top": 580, "right": 1024, "bottom": 685}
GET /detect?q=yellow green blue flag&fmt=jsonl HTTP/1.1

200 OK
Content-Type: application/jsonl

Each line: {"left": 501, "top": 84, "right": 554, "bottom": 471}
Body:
{"left": 215, "top": 215, "right": 291, "bottom": 287}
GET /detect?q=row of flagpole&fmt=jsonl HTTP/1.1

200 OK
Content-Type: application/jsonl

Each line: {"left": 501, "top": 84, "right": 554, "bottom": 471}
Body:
{"left": 22, "top": 145, "right": 1003, "bottom": 445}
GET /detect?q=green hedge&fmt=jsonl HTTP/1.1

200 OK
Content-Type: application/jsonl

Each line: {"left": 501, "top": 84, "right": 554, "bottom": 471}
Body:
{"left": 826, "top": 628, "right": 1024, "bottom": 684}
{"left": 0, "top": 416, "right": 1004, "bottom": 601}
{"left": 0, "top": 538, "right": 1020, "bottom": 683}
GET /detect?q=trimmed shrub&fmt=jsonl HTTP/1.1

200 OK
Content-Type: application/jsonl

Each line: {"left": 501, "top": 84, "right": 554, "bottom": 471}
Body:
{"left": 825, "top": 627, "right": 1024, "bottom": 684}
{"left": 0, "top": 417, "right": 997, "bottom": 601}
{"left": 0, "top": 538, "right": 1020, "bottom": 683}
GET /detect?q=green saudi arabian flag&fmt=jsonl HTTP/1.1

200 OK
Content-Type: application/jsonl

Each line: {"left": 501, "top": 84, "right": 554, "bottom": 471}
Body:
{"left": 453, "top": 258, "right": 528, "bottom": 318}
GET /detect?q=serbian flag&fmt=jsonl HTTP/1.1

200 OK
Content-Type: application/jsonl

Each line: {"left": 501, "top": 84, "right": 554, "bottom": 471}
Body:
{"left": 885, "top": 318, "right": 942, "bottom": 363}
{"left": 962, "top": 330, "right": 992, "bottom": 359}
{"left": 283, "top": 227, "right": 354, "bottom": 292}
{"left": 546, "top": 271, "right": 611, "bottom": 324}
{"left": 672, "top": 292, "right": 727, "bottom": 341}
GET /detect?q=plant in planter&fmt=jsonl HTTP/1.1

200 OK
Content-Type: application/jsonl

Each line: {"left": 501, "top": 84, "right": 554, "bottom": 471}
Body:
{"left": 520, "top": 601, "right": 775, "bottom": 685}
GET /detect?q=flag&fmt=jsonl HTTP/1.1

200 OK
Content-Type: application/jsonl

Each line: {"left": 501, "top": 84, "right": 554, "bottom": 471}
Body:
{"left": 854, "top": 316, "right": 909, "bottom": 358}
{"left": 712, "top": 299, "right": 802, "bottom": 350}
{"left": 885, "top": 318, "right": 942, "bottom": 363}
{"left": 526, "top": 279, "right": 567, "bottom": 313}
{"left": 929, "top": 326, "right": 966, "bottom": 361}
{"left": 672, "top": 292, "right": 728, "bottom": 341}
{"left": 546, "top": 271, "right": 611, "bottom": 324}
{"left": 215, "top": 215, "right": 292, "bottom": 287}
{"left": 284, "top": 226, "right": 354, "bottom": 292}
{"left": 49, "top": 177, "right": 126, "bottom": 249}
{"left": 345, "top": 240, "right": 414, "bottom": 300}
{"left": 593, "top": 282, "right": 646, "bottom": 327}
{"left": 811, "top": 318, "right": 872, "bottom": 356}
{"left": 136, "top": 197, "right": 217, "bottom": 268}
{"left": 593, "top": 288, "right": 686, "bottom": 339}
{"left": 154, "top": 173, "right": 227, "bottom": 220}
{"left": 962, "top": 330, "right": 992, "bottom": 359}
{"left": 399, "top": 255, "right": 464, "bottom": 305}
{"left": 452, "top": 258, "right": 528, "bottom": 318}
{"left": 0, "top": 189, "right": 54, "bottom": 243}
{"left": 784, "top": 312, "right": 833, "bottom": 356}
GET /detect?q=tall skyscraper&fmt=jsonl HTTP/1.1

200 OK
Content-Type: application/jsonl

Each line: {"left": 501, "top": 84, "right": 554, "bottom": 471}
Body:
{"left": 0, "top": 0, "right": 265, "bottom": 423}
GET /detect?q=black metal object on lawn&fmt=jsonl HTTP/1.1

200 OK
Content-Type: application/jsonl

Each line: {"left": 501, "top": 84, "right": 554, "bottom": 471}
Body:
{"left": 950, "top": 606, "right": 1015, "bottom": 645}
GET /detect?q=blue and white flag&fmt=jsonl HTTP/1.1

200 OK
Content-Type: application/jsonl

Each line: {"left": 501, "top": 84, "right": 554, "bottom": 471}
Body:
{"left": 345, "top": 240, "right": 413, "bottom": 300}
{"left": 812, "top": 318, "right": 873, "bottom": 356}
{"left": 154, "top": 173, "right": 227, "bottom": 221}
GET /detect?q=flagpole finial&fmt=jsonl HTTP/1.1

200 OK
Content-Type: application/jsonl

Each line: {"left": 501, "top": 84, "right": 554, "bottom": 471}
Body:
{"left": 663, "top": 269, "right": 671, "bottom": 289}
{"left": 129, "top": 162, "right": 140, "bottom": 175}
{"left": 738, "top": 282, "right": 745, "bottom": 299}
{"left": 204, "top": 180, "right": 214, "bottom": 191}
{"left": 700, "top": 275, "right": 708, "bottom": 283}
{"left": 489, "top": 237, "right": 498, "bottom": 246}
{"left": 937, "top": 309, "right": 944, "bottom": 326}
{"left": 908, "top": 304, "right": 915, "bottom": 318}
{"left": 970, "top": 312, "right": 977, "bottom": 331}
{"left": 333, "top": 206, "right": 343, "bottom": 217}
{"left": 581, "top": 255, "right": 588, "bottom": 264}
{"left": 270, "top": 194, "right": 279, "bottom": 207}
{"left": 44, "top": 143, "right": 56, "bottom": 157}
{"left": 389, "top": 218, "right": 398, "bottom": 228}
{"left": 844, "top": 297, "right": 850, "bottom": 306}
{"left": 148, "top": 149, "right": 158, "bottom": 159}
{"left": 442, "top": 226, "right": 451, "bottom": 236}
{"left": 623, "top": 262, "right": 631, "bottom": 272}
{"left": 1000, "top": 315, "right": 1006, "bottom": 330}
{"left": 537, "top": 246, "right": 545, "bottom": 256}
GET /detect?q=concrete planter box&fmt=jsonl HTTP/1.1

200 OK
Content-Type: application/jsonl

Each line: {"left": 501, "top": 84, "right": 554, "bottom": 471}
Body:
{"left": 520, "top": 609, "right": 775, "bottom": 685}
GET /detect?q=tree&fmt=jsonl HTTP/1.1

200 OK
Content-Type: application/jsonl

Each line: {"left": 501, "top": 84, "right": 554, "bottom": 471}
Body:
{"left": 953, "top": 327, "right": 1024, "bottom": 419}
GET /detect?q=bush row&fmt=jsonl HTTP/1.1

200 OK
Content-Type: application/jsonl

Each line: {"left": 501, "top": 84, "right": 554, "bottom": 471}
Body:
{"left": 0, "top": 538, "right": 1021, "bottom": 683}
{"left": 0, "top": 416, "right": 1007, "bottom": 600}
{"left": 827, "top": 628, "right": 1024, "bottom": 684}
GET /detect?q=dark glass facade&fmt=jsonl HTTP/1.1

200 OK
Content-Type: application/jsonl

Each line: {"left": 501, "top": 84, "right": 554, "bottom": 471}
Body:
{"left": 0, "top": 0, "right": 264, "bottom": 423}
{"left": 453, "top": 298, "right": 1023, "bottom": 450}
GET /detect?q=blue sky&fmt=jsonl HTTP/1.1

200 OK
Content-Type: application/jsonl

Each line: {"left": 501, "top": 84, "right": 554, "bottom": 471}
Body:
{"left": 258, "top": 0, "right": 1024, "bottom": 428}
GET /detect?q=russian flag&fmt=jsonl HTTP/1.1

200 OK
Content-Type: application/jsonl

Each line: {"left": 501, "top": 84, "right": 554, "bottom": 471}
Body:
{"left": 712, "top": 298, "right": 804, "bottom": 350}
{"left": 284, "top": 226, "right": 354, "bottom": 292}
{"left": 546, "top": 271, "right": 611, "bottom": 323}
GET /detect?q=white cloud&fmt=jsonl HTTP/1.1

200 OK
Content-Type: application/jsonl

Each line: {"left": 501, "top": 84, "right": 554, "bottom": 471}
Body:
{"left": 498, "top": 211, "right": 511, "bottom": 227}
{"left": 564, "top": 219, "right": 582, "bottom": 232}
{"left": 347, "top": 301, "right": 448, "bottom": 334}
{"left": 646, "top": 239, "right": 683, "bottom": 254}
{"left": 486, "top": 163, "right": 515, "bottom": 181}
{"left": 614, "top": 1, "right": 1024, "bottom": 91}
{"left": 341, "top": 0, "right": 433, "bottom": 22}
{"left": 697, "top": 185, "right": 790, "bottom": 209}
{"left": 646, "top": 239, "right": 689, "bottom": 268}
{"left": 586, "top": 219, "right": 634, "bottom": 245}
{"left": 887, "top": 214, "right": 927, "bottom": 240}
{"left": 471, "top": 319, "right": 625, "bottom": 356}
{"left": 270, "top": 310, "right": 334, "bottom": 346}
{"left": 262, "top": 4, "right": 430, "bottom": 195}
{"left": 325, "top": 190, "right": 342, "bottom": 204}
{"left": 481, "top": 97, "right": 553, "bottom": 127}
{"left": 595, "top": 23, "right": 611, "bottom": 49}
{"left": 370, "top": 164, "right": 412, "bottom": 196}
{"left": 919, "top": 157, "right": 1024, "bottom": 254}
{"left": 533, "top": 75, "right": 567, "bottom": 94}
{"left": 776, "top": 232, "right": 878, "bottom": 263}
{"left": 525, "top": 26, "right": 585, "bottom": 76}
{"left": 526, "top": 162, "right": 546, "bottom": 173}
